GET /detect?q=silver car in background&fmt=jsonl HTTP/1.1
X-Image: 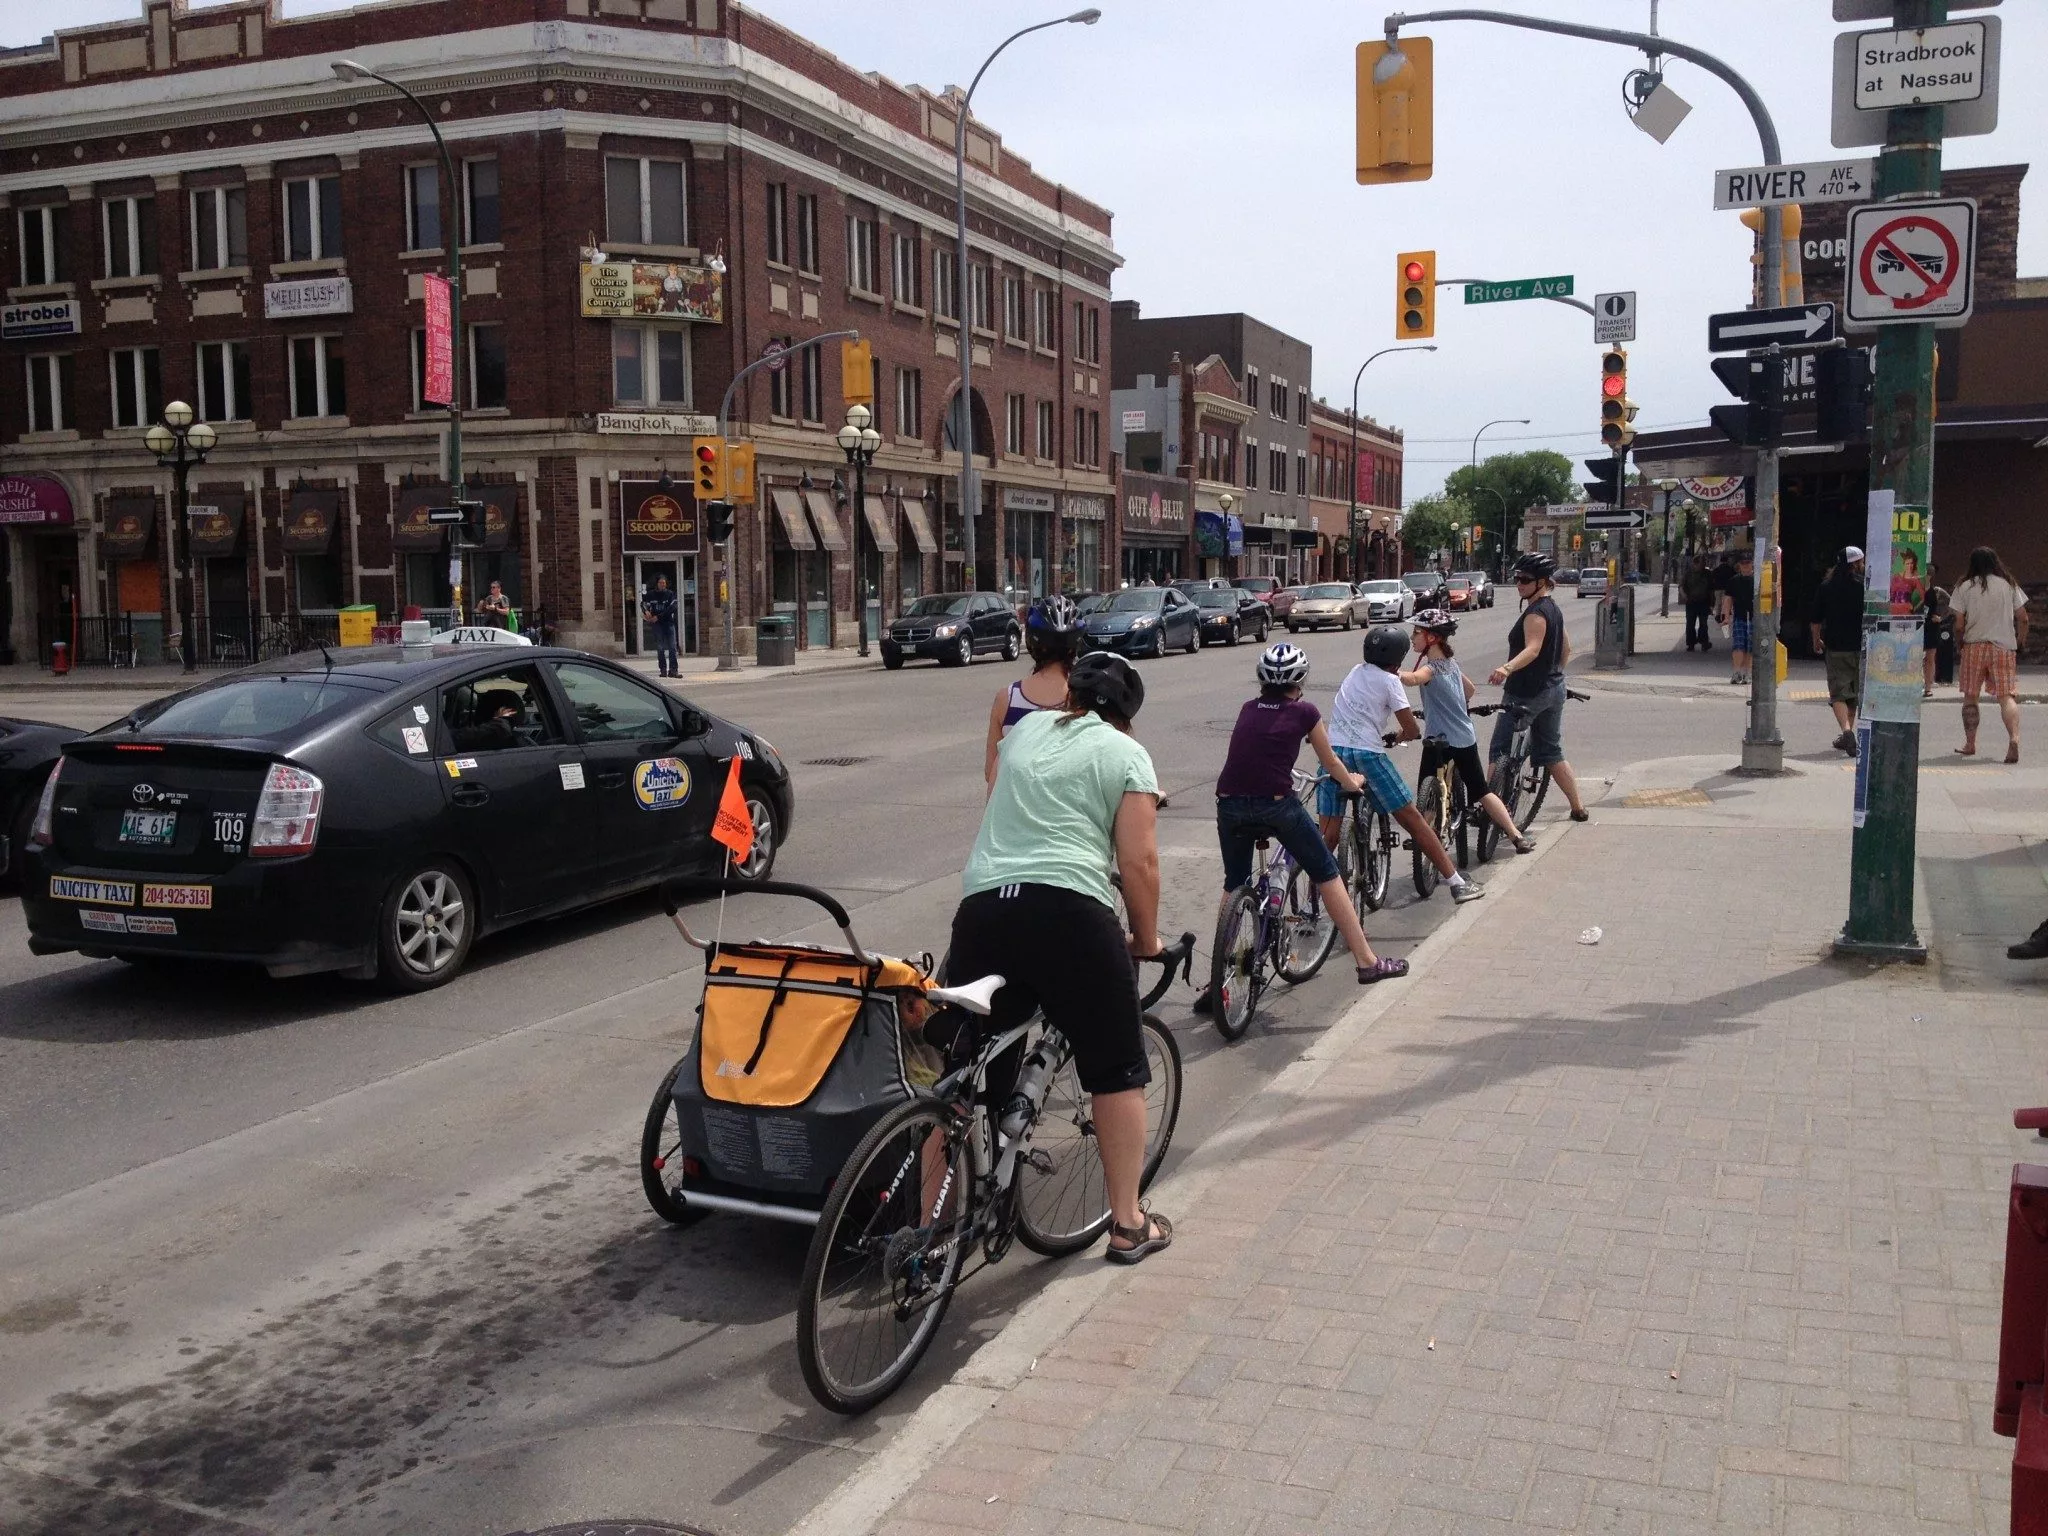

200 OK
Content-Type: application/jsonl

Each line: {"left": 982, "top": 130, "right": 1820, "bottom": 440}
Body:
{"left": 1285, "top": 582, "right": 1371, "bottom": 632}
{"left": 1356, "top": 579, "right": 1413, "bottom": 624}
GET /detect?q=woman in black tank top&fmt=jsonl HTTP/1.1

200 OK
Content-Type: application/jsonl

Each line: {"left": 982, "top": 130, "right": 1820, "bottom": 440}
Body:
{"left": 1486, "top": 560, "right": 1590, "bottom": 822}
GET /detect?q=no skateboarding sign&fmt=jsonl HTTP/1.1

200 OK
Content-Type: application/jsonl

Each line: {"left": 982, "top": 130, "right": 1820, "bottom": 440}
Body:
{"left": 1844, "top": 197, "right": 1976, "bottom": 329}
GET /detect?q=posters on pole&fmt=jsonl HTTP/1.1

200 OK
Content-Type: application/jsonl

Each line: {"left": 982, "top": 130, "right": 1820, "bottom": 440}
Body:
{"left": 1886, "top": 503, "right": 1931, "bottom": 618}
{"left": 1852, "top": 721, "right": 1872, "bottom": 829}
{"left": 422, "top": 272, "right": 453, "bottom": 406}
{"left": 1863, "top": 488, "right": 1894, "bottom": 617}
{"left": 1860, "top": 620, "right": 1924, "bottom": 724}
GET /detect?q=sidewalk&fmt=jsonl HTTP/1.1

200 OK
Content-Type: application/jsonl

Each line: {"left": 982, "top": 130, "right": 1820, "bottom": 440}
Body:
{"left": 830, "top": 750, "right": 2046, "bottom": 1536}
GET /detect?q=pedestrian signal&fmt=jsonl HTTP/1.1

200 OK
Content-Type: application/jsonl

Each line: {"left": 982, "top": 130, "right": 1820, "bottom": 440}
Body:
{"left": 1395, "top": 251, "right": 1436, "bottom": 339}
{"left": 725, "top": 441, "right": 757, "bottom": 502}
{"left": 1355, "top": 37, "right": 1433, "bottom": 186}
{"left": 691, "top": 437, "right": 726, "bottom": 499}
{"left": 704, "top": 500, "right": 736, "bottom": 545}
{"left": 1599, "top": 347, "right": 1634, "bottom": 448}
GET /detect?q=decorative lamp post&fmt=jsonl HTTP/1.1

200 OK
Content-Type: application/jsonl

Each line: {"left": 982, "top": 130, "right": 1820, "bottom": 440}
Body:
{"left": 836, "top": 403, "right": 883, "bottom": 656}
{"left": 145, "top": 401, "right": 217, "bottom": 673}
{"left": 1217, "top": 491, "right": 1234, "bottom": 582}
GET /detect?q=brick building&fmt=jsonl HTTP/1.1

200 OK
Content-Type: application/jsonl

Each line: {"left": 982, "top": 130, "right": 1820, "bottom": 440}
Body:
{"left": 0, "top": 0, "right": 1119, "bottom": 665}
{"left": 1306, "top": 397, "right": 1404, "bottom": 581}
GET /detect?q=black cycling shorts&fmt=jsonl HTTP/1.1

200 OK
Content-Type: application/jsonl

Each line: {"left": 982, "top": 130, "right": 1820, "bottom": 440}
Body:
{"left": 945, "top": 883, "right": 1151, "bottom": 1097}
{"left": 1419, "top": 740, "right": 1490, "bottom": 804}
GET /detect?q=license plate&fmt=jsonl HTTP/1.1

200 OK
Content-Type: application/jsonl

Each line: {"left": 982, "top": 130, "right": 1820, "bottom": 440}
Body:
{"left": 118, "top": 810, "right": 178, "bottom": 846}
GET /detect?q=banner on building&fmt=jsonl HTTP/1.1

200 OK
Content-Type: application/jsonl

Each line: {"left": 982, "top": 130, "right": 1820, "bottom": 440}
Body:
{"left": 621, "top": 481, "right": 700, "bottom": 554}
{"left": 0, "top": 473, "right": 73, "bottom": 525}
{"left": 579, "top": 262, "right": 724, "bottom": 323}
{"left": 422, "top": 272, "right": 453, "bottom": 407}
{"left": 1120, "top": 472, "right": 1188, "bottom": 536}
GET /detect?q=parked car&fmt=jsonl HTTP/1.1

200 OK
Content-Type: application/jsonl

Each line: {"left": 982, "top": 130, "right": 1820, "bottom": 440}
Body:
{"left": 881, "top": 592, "right": 1023, "bottom": 668}
{"left": 1401, "top": 570, "right": 1451, "bottom": 612}
{"left": 1267, "top": 587, "right": 1301, "bottom": 622}
{"left": 1080, "top": 587, "right": 1201, "bottom": 657}
{"left": 1286, "top": 582, "right": 1371, "bottom": 633}
{"left": 1555, "top": 568, "right": 1579, "bottom": 587}
{"left": 20, "top": 646, "right": 794, "bottom": 989}
{"left": 1191, "top": 586, "right": 1270, "bottom": 647}
{"left": 1456, "top": 570, "right": 1495, "bottom": 608}
{"left": 1445, "top": 577, "right": 1477, "bottom": 611}
{"left": 1577, "top": 567, "right": 1610, "bottom": 599}
{"left": 1231, "top": 576, "right": 1284, "bottom": 606}
{"left": 2, "top": 715, "right": 83, "bottom": 887}
{"left": 1355, "top": 579, "right": 1413, "bottom": 624}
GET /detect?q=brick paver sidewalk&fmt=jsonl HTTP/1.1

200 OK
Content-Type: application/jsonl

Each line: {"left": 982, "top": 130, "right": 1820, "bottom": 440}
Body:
{"left": 872, "top": 764, "right": 2042, "bottom": 1535}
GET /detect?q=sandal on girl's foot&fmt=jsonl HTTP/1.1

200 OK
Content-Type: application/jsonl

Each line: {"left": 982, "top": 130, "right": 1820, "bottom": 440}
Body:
{"left": 1358, "top": 956, "right": 1409, "bottom": 984}
{"left": 1569, "top": 809, "right": 1591, "bottom": 822}
{"left": 1511, "top": 835, "right": 1537, "bottom": 855}
{"left": 1106, "top": 1210, "right": 1173, "bottom": 1265}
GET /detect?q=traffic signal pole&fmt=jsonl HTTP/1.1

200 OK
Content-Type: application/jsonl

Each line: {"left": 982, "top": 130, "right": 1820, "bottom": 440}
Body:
{"left": 1837, "top": 0, "right": 1947, "bottom": 961}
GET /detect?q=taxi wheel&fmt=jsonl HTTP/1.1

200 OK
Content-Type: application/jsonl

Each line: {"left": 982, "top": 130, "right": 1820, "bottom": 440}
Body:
{"left": 732, "top": 795, "right": 781, "bottom": 885}
{"left": 378, "top": 860, "right": 476, "bottom": 992}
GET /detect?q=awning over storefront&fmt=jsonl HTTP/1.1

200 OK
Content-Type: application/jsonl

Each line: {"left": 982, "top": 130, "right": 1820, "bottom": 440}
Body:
{"left": 280, "top": 490, "right": 341, "bottom": 553}
{"left": 186, "top": 495, "right": 246, "bottom": 557}
{"left": 474, "top": 485, "right": 518, "bottom": 553}
{"left": 0, "top": 473, "right": 74, "bottom": 527}
{"left": 101, "top": 498, "right": 155, "bottom": 559}
{"left": 769, "top": 488, "right": 817, "bottom": 551}
{"left": 900, "top": 496, "right": 939, "bottom": 554}
{"left": 801, "top": 488, "right": 848, "bottom": 552}
{"left": 860, "top": 494, "right": 899, "bottom": 553}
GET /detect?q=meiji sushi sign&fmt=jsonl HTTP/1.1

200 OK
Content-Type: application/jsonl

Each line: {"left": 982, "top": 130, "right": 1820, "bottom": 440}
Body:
{"left": 0, "top": 473, "right": 73, "bottom": 526}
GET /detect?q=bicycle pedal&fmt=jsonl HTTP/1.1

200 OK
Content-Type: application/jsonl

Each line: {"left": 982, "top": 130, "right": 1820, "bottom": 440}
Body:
{"left": 1022, "top": 1148, "right": 1056, "bottom": 1176}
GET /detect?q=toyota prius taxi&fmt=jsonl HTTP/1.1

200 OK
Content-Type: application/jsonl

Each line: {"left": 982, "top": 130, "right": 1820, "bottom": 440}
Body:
{"left": 21, "top": 646, "right": 793, "bottom": 990}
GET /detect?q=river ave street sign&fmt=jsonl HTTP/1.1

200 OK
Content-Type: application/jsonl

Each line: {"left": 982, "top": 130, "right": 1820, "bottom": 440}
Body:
{"left": 1464, "top": 275, "right": 1573, "bottom": 305}
{"left": 1707, "top": 303, "right": 1838, "bottom": 353}
{"left": 1713, "top": 158, "right": 1874, "bottom": 211}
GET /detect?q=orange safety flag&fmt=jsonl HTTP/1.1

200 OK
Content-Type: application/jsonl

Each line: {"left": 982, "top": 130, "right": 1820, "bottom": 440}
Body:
{"left": 711, "top": 752, "right": 754, "bottom": 866}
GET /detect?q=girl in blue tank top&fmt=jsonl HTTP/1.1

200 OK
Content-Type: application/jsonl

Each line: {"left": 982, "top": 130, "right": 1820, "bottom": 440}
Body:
{"left": 1398, "top": 612, "right": 1536, "bottom": 856}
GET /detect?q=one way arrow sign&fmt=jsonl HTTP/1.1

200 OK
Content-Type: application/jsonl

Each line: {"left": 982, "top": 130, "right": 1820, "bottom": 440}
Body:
{"left": 1707, "top": 303, "right": 1838, "bottom": 353}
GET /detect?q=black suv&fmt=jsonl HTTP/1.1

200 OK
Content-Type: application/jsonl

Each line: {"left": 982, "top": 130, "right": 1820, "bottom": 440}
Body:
{"left": 881, "top": 592, "right": 1023, "bottom": 669}
{"left": 1401, "top": 570, "right": 1450, "bottom": 612}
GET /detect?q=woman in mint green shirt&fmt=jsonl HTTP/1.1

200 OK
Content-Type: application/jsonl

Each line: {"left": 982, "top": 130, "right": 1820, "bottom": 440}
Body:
{"left": 948, "top": 651, "right": 1172, "bottom": 1264}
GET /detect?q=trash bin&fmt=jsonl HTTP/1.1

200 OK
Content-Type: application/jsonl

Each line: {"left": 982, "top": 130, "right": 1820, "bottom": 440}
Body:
{"left": 337, "top": 604, "right": 378, "bottom": 647}
{"left": 50, "top": 640, "right": 69, "bottom": 675}
{"left": 756, "top": 614, "right": 797, "bottom": 668}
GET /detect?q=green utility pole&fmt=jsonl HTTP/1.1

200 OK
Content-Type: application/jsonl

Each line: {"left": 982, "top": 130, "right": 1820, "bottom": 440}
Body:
{"left": 1838, "top": 0, "right": 1945, "bottom": 961}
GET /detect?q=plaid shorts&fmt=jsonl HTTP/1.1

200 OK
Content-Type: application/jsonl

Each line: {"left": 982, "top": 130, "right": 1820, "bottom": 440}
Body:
{"left": 1959, "top": 640, "right": 2018, "bottom": 698}
{"left": 1730, "top": 617, "right": 1753, "bottom": 653}
{"left": 1318, "top": 744, "right": 1415, "bottom": 816}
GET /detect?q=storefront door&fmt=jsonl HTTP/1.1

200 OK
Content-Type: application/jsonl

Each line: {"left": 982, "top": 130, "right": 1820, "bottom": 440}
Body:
{"left": 631, "top": 555, "right": 697, "bottom": 656}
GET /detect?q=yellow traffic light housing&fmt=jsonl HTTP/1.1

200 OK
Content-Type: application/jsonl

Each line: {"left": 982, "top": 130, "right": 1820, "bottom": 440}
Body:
{"left": 1356, "top": 37, "right": 1433, "bottom": 185}
{"left": 725, "top": 441, "right": 756, "bottom": 503}
{"left": 841, "top": 339, "right": 874, "bottom": 405}
{"left": 1599, "top": 347, "right": 1634, "bottom": 449}
{"left": 691, "top": 436, "right": 726, "bottom": 499}
{"left": 1396, "top": 250, "right": 1436, "bottom": 340}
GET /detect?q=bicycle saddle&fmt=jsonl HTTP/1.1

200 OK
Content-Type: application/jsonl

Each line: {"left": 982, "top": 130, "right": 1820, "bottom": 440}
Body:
{"left": 927, "top": 974, "right": 1005, "bottom": 1016}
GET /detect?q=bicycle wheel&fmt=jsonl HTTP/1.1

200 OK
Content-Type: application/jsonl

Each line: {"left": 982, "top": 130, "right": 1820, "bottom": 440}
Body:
{"left": 1356, "top": 810, "right": 1392, "bottom": 913}
{"left": 1016, "top": 1018, "right": 1183, "bottom": 1257}
{"left": 1275, "top": 859, "right": 1339, "bottom": 982}
{"left": 1479, "top": 757, "right": 1520, "bottom": 863}
{"left": 1451, "top": 775, "right": 1472, "bottom": 869}
{"left": 1209, "top": 886, "right": 1263, "bottom": 1042}
{"left": 1412, "top": 777, "right": 1442, "bottom": 901}
{"left": 797, "top": 1099, "right": 970, "bottom": 1414}
{"left": 1518, "top": 764, "right": 1552, "bottom": 830}
{"left": 640, "top": 1057, "right": 708, "bottom": 1228}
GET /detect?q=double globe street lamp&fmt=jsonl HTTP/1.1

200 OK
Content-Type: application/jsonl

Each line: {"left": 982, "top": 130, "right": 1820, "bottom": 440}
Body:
{"left": 835, "top": 404, "right": 883, "bottom": 656}
{"left": 144, "top": 401, "right": 217, "bottom": 673}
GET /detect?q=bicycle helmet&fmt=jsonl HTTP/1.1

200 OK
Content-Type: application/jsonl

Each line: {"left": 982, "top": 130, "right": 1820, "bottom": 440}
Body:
{"left": 1411, "top": 608, "right": 1457, "bottom": 636}
{"left": 1255, "top": 641, "right": 1311, "bottom": 688}
{"left": 1027, "top": 594, "right": 1080, "bottom": 633}
{"left": 1362, "top": 626, "right": 1409, "bottom": 670}
{"left": 1512, "top": 552, "right": 1557, "bottom": 583}
{"left": 1067, "top": 649, "right": 1145, "bottom": 722}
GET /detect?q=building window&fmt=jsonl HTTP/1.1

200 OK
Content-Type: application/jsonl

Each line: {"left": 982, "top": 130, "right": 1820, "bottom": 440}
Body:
{"left": 891, "top": 230, "right": 921, "bottom": 305}
{"left": 769, "top": 335, "right": 794, "bottom": 418}
{"left": 282, "top": 175, "right": 342, "bottom": 262}
{"left": 109, "top": 347, "right": 161, "bottom": 429}
{"left": 1072, "top": 406, "right": 1088, "bottom": 467}
{"left": 1085, "top": 307, "right": 1100, "bottom": 363}
{"left": 1035, "top": 399, "right": 1053, "bottom": 459}
{"left": 24, "top": 354, "right": 70, "bottom": 432}
{"left": 18, "top": 205, "right": 63, "bottom": 286}
{"left": 289, "top": 334, "right": 346, "bottom": 418}
{"left": 846, "top": 210, "right": 879, "bottom": 295}
{"left": 794, "top": 192, "right": 819, "bottom": 274}
{"left": 1244, "top": 367, "right": 1259, "bottom": 408}
{"left": 197, "top": 340, "right": 250, "bottom": 422}
{"left": 611, "top": 324, "right": 690, "bottom": 407}
{"left": 1033, "top": 287, "right": 1055, "bottom": 350}
{"left": 764, "top": 183, "right": 788, "bottom": 265}
{"left": 102, "top": 195, "right": 155, "bottom": 279}
{"left": 1072, "top": 301, "right": 1085, "bottom": 358}
{"left": 605, "top": 156, "right": 687, "bottom": 247}
{"left": 1269, "top": 446, "right": 1286, "bottom": 490}
{"left": 1297, "top": 386, "right": 1309, "bottom": 426}
{"left": 464, "top": 158, "right": 500, "bottom": 245}
{"left": 1002, "top": 274, "right": 1025, "bottom": 339}
{"left": 1089, "top": 410, "right": 1101, "bottom": 467}
{"left": 189, "top": 186, "right": 246, "bottom": 271}
{"left": 1295, "top": 451, "right": 1308, "bottom": 496}
{"left": 1267, "top": 379, "right": 1282, "bottom": 418}
{"left": 1005, "top": 392, "right": 1025, "bottom": 455}
{"left": 799, "top": 344, "right": 823, "bottom": 423}
{"left": 896, "top": 366, "right": 922, "bottom": 438}
{"left": 933, "top": 248, "right": 959, "bottom": 322}
{"left": 970, "top": 264, "right": 993, "bottom": 332}
{"left": 1244, "top": 441, "right": 1258, "bottom": 489}
{"left": 470, "top": 323, "right": 507, "bottom": 409}
{"left": 404, "top": 164, "right": 442, "bottom": 251}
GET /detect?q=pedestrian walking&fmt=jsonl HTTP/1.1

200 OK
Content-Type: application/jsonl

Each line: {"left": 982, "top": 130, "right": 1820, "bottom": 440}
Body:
{"left": 1720, "top": 549, "right": 1756, "bottom": 686}
{"left": 1951, "top": 546, "right": 2028, "bottom": 762}
{"left": 1681, "top": 556, "right": 1716, "bottom": 652}
{"left": 641, "top": 576, "right": 680, "bottom": 678}
{"left": 1810, "top": 546, "right": 1866, "bottom": 757}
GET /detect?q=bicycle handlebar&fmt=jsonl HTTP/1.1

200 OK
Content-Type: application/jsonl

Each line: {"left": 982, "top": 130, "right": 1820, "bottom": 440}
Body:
{"left": 1138, "top": 931, "right": 1197, "bottom": 1010}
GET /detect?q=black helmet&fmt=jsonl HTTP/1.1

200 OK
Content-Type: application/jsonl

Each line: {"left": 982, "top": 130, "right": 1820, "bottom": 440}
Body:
{"left": 1068, "top": 649, "right": 1145, "bottom": 721}
{"left": 1362, "top": 626, "right": 1409, "bottom": 670}
{"left": 1513, "top": 552, "right": 1557, "bottom": 583}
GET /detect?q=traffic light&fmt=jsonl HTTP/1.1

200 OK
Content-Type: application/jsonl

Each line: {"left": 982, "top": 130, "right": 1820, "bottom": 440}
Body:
{"left": 1395, "top": 250, "right": 1436, "bottom": 339}
{"left": 841, "top": 339, "right": 873, "bottom": 405}
{"left": 691, "top": 436, "right": 726, "bottom": 499}
{"left": 1708, "top": 354, "right": 1784, "bottom": 448}
{"left": 1355, "top": 37, "right": 1434, "bottom": 186}
{"left": 1740, "top": 203, "right": 1805, "bottom": 307}
{"left": 704, "top": 500, "right": 736, "bottom": 546}
{"left": 1814, "top": 345, "right": 1872, "bottom": 444}
{"left": 1583, "top": 455, "right": 1622, "bottom": 507}
{"left": 1599, "top": 347, "right": 1634, "bottom": 449}
{"left": 725, "top": 441, "right": 757, "bottom": 502}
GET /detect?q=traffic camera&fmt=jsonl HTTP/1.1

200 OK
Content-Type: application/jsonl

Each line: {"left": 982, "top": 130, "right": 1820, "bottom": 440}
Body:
{"left": 1395, "top": 251, "right": 1436, "bottom": 340}
{"left": 691, "top": 436, "right": 726, "bottom": 499}
{"left": 1599, "top": 348, "right": 1634, "bottom": 448}
{"left": 1355, "top": 37, "right": 1434, "bottom": 185}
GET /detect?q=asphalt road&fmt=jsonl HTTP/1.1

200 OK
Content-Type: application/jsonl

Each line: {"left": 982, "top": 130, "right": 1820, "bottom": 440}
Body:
{"left": 0, "top": 595, "right": 1742, "bottom": 1536}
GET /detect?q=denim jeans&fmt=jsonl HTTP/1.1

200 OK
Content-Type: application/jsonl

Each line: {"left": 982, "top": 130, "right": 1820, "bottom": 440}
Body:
{"left": 654, "top": 626, "right": 679, "bottom": 675}
{"left": 1215, "top": 794, "right": 1340, "bottom": 890}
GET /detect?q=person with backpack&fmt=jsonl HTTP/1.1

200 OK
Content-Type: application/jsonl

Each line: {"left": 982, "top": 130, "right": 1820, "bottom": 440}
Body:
{"left": 1680, "top": 556, "right": 1717, "bottom": 652}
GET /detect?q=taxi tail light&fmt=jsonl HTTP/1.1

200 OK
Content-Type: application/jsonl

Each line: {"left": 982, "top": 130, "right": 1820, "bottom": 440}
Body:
{"left": 28, "top": 760, "right": 63, "bottom": 848}
{"left": 250, "top": 762, "right": 324, "bottom": 857}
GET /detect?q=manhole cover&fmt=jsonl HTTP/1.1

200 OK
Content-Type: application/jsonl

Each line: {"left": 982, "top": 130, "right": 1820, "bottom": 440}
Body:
{"left": 802, "top": 755, "right": 873, "bottom": 767}
{"left": 505, "top": 1524, "right": 715, "bottom": 1536}
{"left": 1621, "top": 788, "right": 1712, "bottom": 808}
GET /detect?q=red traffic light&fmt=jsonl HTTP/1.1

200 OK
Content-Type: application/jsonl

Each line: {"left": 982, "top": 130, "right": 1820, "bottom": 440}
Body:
{"left": 695, "top": 444, "right": 717, "bottom": 464}
{"left": 1403, "top": 260, "right": 1427, "bottom": 283}
{"left": 1602, "top": 374, "right": 1626, "bottom": 398}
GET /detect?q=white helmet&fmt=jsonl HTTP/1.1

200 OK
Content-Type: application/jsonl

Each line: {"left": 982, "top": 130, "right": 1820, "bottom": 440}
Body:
{"left": 1255, "top": 641, "right": 1311, "bottom": 687}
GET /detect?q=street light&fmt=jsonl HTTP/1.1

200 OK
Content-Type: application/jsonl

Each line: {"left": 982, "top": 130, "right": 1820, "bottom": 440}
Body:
{"left": 1348, "top": 345, "right": 1435, "bottom": 580}
{"left": 333, "top": 57, "right": 469, "bottom": 617}
{"left": 836, "top": 403, "right": 884, "bottom": 656}
{"left": 1656, "top": 477, "right": 1681, "bottom": 616}
{"left": 146, "top": 401, "right": 217, "bottom": 673}
{"left": 952, "top": 9, "right": 1099, "bottom": 587}
{"left": 1469, "top": 417, "right": 1529, "bottom": 468}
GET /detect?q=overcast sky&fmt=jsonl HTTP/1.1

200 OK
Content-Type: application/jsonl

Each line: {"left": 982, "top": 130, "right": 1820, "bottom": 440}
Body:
{"left": 16, "top": 0, "right": 2044, "bottom": 496}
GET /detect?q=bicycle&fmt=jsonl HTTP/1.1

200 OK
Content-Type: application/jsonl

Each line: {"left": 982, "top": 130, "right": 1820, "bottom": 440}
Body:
{"left": 1339, "top": 735, "right": 1406, "bottom": 915}
{"left": 1209, "top": 768, "right": 1344, "bottom": 1042}
{"left": 1476, "top": 687, "right": 1592, "bottom": 863}
{"left": 797, "top": 959, "right": 1184, "bottom": 1413}
{"left": 1410, "top": 704, "right": 1500, "bottom": 899}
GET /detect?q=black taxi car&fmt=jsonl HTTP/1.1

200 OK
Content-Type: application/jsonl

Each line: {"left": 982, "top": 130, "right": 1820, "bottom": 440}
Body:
{"left": 21, "top": 646, "right": 792, "bottom": 990}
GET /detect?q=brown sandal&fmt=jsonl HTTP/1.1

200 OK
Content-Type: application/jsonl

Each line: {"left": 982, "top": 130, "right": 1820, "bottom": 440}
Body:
{"left": 1106, "top": 1210, "right": 1173, "bottom": 1264}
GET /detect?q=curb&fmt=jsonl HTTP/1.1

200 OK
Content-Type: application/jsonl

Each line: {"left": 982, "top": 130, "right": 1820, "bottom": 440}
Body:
{"left": 786, "top": 815, "right": 1582, "bottom": 1536}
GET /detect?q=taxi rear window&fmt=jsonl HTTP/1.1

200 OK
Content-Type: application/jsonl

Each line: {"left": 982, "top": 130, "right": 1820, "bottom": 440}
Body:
{"left": 122, "top": 674, "right": 393, "bottom": 740}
